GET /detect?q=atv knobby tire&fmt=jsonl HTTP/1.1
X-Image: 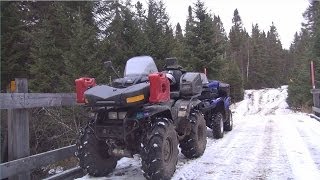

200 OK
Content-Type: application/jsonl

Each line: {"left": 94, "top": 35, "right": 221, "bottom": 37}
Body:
{"left": 224, "top": 110, "right": 233, "bottom": 131}
{"left": 179, "top": 111, "right": 207, "bottom": 158}
{"left": 212, "top": 112, "right": 224, "bottom": 139}
{"left": 141, "top": 117, "right": 178, "bottom": 180}
{"left": 76, "top": 125, "right": 118, "bottom": 177}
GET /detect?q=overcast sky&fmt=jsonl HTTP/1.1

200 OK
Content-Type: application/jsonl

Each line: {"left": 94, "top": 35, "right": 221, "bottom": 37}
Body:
{"left": 134, "top": 0, "right": 310, "bottom": 49}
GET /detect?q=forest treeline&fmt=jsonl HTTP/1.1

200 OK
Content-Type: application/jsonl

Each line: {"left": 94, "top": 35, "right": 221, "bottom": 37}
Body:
{"left": 1, "top": 0, "right": 319, "bottom": 107}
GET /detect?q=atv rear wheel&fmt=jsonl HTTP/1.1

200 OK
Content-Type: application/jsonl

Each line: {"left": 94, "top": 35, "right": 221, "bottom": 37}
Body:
{"left": 224, "top": 110, "right": 233, "bottom": 131}
{"left": 212, "top": 112, "right": 224, "bottom": 139}
{"left": 141, "top": 117, "right": 178, "bottom": 180}
{"left": 179, "top": 112, "right": 207, "bottom": 158}
{"left": 76, "top": 125, "right": 118, "bottom": 177}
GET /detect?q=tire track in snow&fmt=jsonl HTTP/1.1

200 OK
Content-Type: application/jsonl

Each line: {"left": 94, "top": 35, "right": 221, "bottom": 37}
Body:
{"left": 211, "top": 116, "right": 269, "bottom": 180}
{"left": 172, "top": 115, "right": 268, "bottom": 180}
{"left": 292, "top": 116, "right": 320, "bottom": 170}
{"left": 172, "top": 115, "right": 249, "bottom": 179}
{"left": 246, "top": 117, "right": 294, "bottom": 180}
{"left": 277, "top": 115, "right": 320, "bottom": 180}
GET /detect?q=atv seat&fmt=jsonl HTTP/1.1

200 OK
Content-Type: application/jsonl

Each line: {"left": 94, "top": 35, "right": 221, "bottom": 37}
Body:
{"left": 199, "top": 88, "right": 219, "bottom": 100}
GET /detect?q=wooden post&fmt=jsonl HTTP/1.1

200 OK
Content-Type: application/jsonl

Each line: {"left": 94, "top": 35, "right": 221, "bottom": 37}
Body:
{"left": 8, "top": 78, "right": 30, "bottom": 180}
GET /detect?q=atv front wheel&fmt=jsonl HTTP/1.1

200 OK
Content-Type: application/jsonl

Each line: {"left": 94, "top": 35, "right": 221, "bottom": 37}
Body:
{"left": 224, "top": 110, "right": 233, "bottom": 131}
{"left": 76, "top": 125, "right": 118, "bottom": 177}
{"left": 179, "top": 112, "right": 207, "bottom": 158}
{"left": 212, "top": 112, "right": 224, "bottom": 139}
{"left": 141, "top": 117, "right": 178, "bottom": 180}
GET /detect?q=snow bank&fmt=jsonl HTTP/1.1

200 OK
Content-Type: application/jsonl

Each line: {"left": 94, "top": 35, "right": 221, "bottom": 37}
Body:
{"left": 233, "top": 85, "right": 292, "bottom": 116}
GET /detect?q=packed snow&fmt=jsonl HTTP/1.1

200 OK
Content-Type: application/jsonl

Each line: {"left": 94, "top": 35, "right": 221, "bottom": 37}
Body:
{"left": 77, "top": 86, "right": 320, "bottom": 180}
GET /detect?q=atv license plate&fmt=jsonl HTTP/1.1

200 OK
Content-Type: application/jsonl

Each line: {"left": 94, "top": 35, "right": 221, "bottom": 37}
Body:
{"left": 178, "top": 110, "right": 186, "bottom": 117}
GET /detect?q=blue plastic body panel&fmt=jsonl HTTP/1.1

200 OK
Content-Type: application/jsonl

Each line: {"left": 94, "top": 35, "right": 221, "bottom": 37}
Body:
{"left": 207, "top": 80, "right": 219, "bottom": 89}
{"left": 201, "top": 80, "right": 231, "bottom": 111}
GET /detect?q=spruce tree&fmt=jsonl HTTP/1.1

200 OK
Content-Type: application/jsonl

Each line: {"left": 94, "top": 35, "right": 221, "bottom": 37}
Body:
{"left": 221, "top": 59, "right": 244, "bottom": 102}
{"left": 228, "top": 9, "right": 249, "bottom": 88}
{"left": 1, "top": 1, "right": 32, "bottom": 91}
{"left": 144, "top": 0, "right": 174, "bottom": 62}
{"left": 265, "top": 23, "right": 284, "bottom": 87}
{"left": 172, "top": 23, "right": 184, "bottom": 60}
{"left": 97, "top": 1, "right": 147, "bottom": 76}
{"left": 183, "top": 0, "right": 226, "bottom": 79}
{"left": 287, "top": 1, "right": 319, "bottom": 108}
{"left": 29, "top": 2, "right": 98, "bottom": 92}
{"left": 62, "top": 2, "right": 104, "bottom": 91}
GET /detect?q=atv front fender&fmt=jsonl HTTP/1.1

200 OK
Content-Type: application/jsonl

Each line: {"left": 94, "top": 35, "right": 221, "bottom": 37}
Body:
{"left": 173, "top": 99, "right": 201, "bottom": 120}
{"left": 142, "top": 105, "right": 173, "bottom": 122}
{"left": 223, "top": 97, "right": 231, "bottom": 110}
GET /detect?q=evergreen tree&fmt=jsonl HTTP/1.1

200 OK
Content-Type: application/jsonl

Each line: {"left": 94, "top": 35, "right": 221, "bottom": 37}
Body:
{"left": 29, "top": 2, "right": 66, "bottom": 92}
{"left": 182, "top": 5, "right": 196, "bottom": 68}
{"left": 172, "top": 23, "right": 184, "bottom": 59}
{"left": 97, "top": 1, "right": 147, "bottom": 76}
{"left": 228, "top": 9, "right": 249, "bottom": 88}
{"left": 287, "top": 1, "right": 320, "bottom": 108}
{"left": 175, "top": 23, "right": 183, "bottom": 40}
{"left": 62, "top": 2, "right": 104, "bottom": 91}
{"left": 183, "top": 0, "right": 226, "bottom": 79}
{"left": 248, "top": 24, "right": 264, "bottom": 88}
{"left": 265, "top": 22, "right": 284, "bottom": 87}
{"left": 29, "top": 2, "right": 98, "bottom": 92}
{"left": 287, "top": 31, "right": 314, "bottom": 109}
{"left": 1, "top": 1, "right": 32, "bottom": 91}
{"left": 144, "top": 0, "right": 174, "bottom": 62}
{"left": 221, "top": 59, "right": 244, "bottom": 102}
{"left": 287, "top": 58, "right": 313, "bottom": 108}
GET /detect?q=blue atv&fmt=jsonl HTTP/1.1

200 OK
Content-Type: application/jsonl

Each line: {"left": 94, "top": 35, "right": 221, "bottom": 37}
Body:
{"left": 199, "top": 74, "right": 233, "bottom": 139}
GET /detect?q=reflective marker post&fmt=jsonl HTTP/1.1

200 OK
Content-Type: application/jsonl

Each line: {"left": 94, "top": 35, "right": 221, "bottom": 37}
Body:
{"left": 311, "top": 61, "right": 316, "bottom": 89}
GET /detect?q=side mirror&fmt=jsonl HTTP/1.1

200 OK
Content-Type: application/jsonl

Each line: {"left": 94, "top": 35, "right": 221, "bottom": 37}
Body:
{"left": 104, "top": 61, "right": 113, "bottom": 69}
{"left": 103, "top": 61, "right": 120, "bottom": 78}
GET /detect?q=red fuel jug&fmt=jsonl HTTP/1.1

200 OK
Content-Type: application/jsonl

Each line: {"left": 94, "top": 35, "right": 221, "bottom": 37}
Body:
{"left": 148, "top": 73, "right": 170, "bottom": 103}
{"left": 75, "top": 77, "right": 96, "bottom": 103}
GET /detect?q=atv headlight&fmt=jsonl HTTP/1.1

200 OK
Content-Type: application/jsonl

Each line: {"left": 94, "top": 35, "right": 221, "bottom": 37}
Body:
{"left": 126, "top": 94, "right": 145, "bottom": 103}
{"left": 108, "top": 112, "right": 118, "bottom": 119}
{"left": 118, "top": 112, "right": 127, "bottom": 119}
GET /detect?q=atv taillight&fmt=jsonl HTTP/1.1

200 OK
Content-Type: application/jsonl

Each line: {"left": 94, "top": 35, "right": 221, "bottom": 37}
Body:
{"left": 75, "top": 77, "right": 96, "bottom": 103}
{"left": 148, "top": 72, "right": 170, "bottom": 103}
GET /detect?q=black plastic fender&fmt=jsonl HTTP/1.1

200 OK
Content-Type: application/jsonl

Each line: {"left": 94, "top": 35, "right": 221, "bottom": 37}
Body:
{"left": 172, "top": 99, "right": 201, "bottom": 138}
{"left": 141, "top": 104, "right": 173, "bottom": 122}
{"left": 173, "top": 99, "right": 202, "bottom": 121}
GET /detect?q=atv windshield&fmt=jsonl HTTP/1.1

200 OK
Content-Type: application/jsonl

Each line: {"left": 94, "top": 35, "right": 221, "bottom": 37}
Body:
{"left": 124, "top": 56, "right": 158, "bottom": 76}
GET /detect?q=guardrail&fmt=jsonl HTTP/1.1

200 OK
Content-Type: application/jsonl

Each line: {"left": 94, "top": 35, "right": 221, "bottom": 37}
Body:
{"left": 0, "top": 78, "right": 84, "bottom": 179}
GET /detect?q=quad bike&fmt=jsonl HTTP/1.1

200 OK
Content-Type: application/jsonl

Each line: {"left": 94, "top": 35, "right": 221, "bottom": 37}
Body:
{"left": 75, "top": 56, "right": 207, "bottom": 180}
{"left": 198, "top": 74, "right": 233, "bottom": 139}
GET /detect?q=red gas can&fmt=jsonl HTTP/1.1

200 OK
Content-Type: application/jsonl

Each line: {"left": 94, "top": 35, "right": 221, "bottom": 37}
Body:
{"left": 75, "top": 77, "right": 96, "bottom": 103}
{"left": 148, "top": 72, "right": 170, "bottom": 103}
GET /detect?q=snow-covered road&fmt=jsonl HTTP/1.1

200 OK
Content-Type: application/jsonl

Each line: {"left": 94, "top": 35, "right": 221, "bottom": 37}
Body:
{"left": 77, "top": 86, "right": 320, "bottom": 180}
